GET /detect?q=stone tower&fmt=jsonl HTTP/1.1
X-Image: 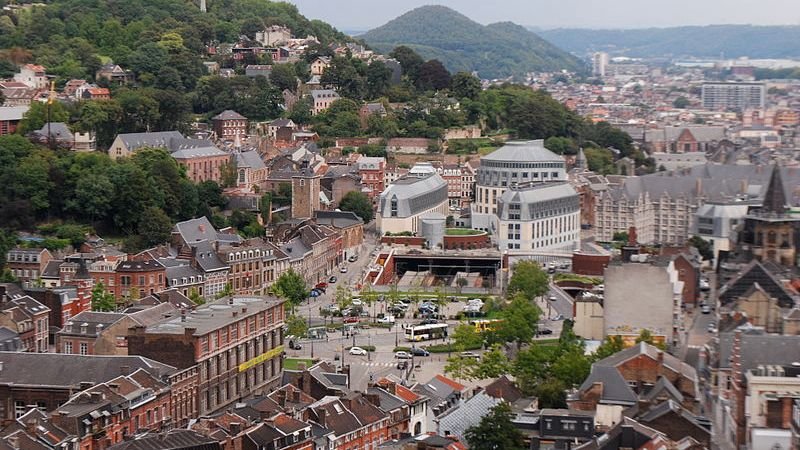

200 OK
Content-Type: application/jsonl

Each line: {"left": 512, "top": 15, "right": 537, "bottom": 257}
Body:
{"left": 291, "top": 163, "right": 321, "bottom": 219}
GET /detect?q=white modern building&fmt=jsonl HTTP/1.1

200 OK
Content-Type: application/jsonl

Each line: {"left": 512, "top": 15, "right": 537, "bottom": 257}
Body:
{"left": 471, "top": 140, "right": 567, "bottom": 233}
{"left": 377, "top": 163, "right": 449, "bottom": 235}
{"left": 497, "top": 182, "right": 580, "bottom": 254}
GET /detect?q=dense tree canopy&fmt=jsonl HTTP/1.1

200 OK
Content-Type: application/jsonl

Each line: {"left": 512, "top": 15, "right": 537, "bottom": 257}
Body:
{"left": 338, "top": 191, "right": 374, "bottom": 223}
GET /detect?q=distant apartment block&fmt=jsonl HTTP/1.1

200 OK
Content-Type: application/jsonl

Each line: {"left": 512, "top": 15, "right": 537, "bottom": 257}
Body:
{"left": 701, "top": 82, "right": 765, "bottom": 111}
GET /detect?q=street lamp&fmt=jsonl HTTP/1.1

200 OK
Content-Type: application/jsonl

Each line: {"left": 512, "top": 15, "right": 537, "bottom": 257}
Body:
{"left": 368, "top": 334, "right": 372, "bottom": 361}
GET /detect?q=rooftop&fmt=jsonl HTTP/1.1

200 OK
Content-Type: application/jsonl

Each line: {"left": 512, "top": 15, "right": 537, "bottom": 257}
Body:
{"left": 143, "top": 295, "right": 284, "bottom": 336}
{"left": 481, "top": 139, "right": 563, "bottom": 163}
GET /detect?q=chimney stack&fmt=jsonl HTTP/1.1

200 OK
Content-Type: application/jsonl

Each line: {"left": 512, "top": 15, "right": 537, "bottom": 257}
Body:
{"left": 317, "top": 408, "right": 326, "bottom": 427}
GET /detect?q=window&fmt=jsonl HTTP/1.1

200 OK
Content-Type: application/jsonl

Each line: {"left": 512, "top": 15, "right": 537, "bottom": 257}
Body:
{"left": 79, "top": 342, "right": 88, "bottom": 355}
{"left": 14, "top": 401, "right": 26, "bottom": 419}
{"left": 63, "top": 341, "right": 73, "bottom": 354}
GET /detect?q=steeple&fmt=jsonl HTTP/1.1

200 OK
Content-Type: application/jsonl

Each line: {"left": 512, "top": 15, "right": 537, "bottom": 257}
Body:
{"left": 762, "top": 165, "right": 787, "bottom": 214}
{"left": 576, "top": 147, "right": 587, "bottom": 170}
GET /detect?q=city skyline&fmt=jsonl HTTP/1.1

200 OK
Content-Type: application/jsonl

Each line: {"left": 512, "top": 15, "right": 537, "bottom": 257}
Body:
{"left": 287, "top": 0, "right": 800, "bottom": 32}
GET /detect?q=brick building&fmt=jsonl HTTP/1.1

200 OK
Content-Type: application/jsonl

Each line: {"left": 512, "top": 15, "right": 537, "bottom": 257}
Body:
{"left": 113, "top": 259, "right": 166, "bottom": 302}
{"left": 5, "top": 248, "right": 53, "bottom": 287}
{"left": 126, "top": 295, "right": 286, "bottom": 417}
{"left": 356, "top": 156, "right": 385, "bottom": 199}
{"left": 304, "top": 394, "right": 391, "bottom": 449}
{"left": 51, "top": 369, "right": 172, "bottom": 448}
{"left": 212, "top": 110, "right": 248, "bottom": 140}
{"left": 0, "top": 352, "right": 174, "bottom": 423}
{"left": 0, "top": 286, "right": 50, "bottom": 353}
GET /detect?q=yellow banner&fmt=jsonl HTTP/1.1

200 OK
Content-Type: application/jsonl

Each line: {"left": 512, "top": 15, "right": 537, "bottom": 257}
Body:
{"left": 238, "top": 345, "right": 284, "bottom": 372}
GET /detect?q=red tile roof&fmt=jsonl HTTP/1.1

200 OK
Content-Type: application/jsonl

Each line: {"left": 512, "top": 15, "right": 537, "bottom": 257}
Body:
{"left": 434, "top": 374, "right": 465, "bottom": 392}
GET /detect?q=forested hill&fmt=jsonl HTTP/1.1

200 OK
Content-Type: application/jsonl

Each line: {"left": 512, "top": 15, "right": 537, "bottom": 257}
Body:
{"left": 538, "top": 25, "right": 800, "bottom": 59}
{"left": 359, "top": 5, "right": 585, "bottom": 79}
{"left": 0, "top": 0, "right": 346, "bottom": 86}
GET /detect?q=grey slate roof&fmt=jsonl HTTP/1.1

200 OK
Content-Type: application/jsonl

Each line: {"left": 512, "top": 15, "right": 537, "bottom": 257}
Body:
{"left": 638, "top": 399, "right": 709, "bottom": 432}
{"left": 168, "top": 137, "right": 228, "bottom": 159}
{"left": 716, "top": 330, "right": 800, "bottom": 378}
{"left": 579, "top": 365, "right": 638, "bottom": 405}
{"left": 482, "top": 139, "right": 563, "bottom": 162}
{"left": 0, "top": 352, "right": 175, "bottom": 386}
{"left": 438, "top": 391, "right": 501, "bottom": 442}
{"left": 212, "top": 110, "right": 246, "bottom": 121}
{"left": 378, "top": 174, "right": 448, "bottom": 218}
{"left": 59, "top": 311, "right": 126, "bottom": 337}
{"left": 174, "top": 217, "right": 242, "bottom": 246}
{"left": 313, "top": 210, "right": 363, "bottom": 228}
{"left": 235, "top": 150, "right": 266, "bottom": 170}
{"left": 0, "top": 327, "right": 21, "bottom": 352}
{"left": 34, "top": 122, "right": 72, "bottom": 141}
{"left": 641, "top": 376, "right": 684, "bottom": 404}
{"left": 106, "top": 429, "right": 220, "bottom": 450}
{"left": 117, "top": 131, "right": 184, "bottom": 152}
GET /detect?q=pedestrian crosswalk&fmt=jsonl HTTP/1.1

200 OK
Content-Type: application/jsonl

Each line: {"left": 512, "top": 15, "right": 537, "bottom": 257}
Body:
{"left": 352, "top": 361, "right": 399, "bottom": 368}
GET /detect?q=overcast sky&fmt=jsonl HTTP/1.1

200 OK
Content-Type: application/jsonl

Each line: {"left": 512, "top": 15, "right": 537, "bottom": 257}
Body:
{"left": 287, "top": 0, "right": 800, "bottom": 31}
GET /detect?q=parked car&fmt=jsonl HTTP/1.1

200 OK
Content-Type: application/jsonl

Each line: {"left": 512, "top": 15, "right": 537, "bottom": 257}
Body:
{"left": 359, "top": 311, "right": 369, "bottom": 317}
{"left": 288, "top": 339, "right": 302, "bottom": 350}
{"left": 340, "top": 266, "right": 348, "bottom": 273}
{"left": 707, "top": 323, "right": 717, "bottom": 333}
{"left": 343, "top": 316, "right": 359, "bottom": 324}
{"left": 377, "top": 315, "right": 396, "bottom": 324}
{"left": 348, "top": 255, "right": 358, "bottom": 262}
{"left": 349, "top": 346, "right": 367, "bottom": 356}
{"left": 329, "top": 276, "right": 337, "bottom": 283}
{"left": 315, "top": 282, "right": 328, "bottom": 290}
{"left": 552, "top": 314, "right": 564, "bottom": 321}
{"left": 701, "top": 304, "right": 711, "bottom": 314}
{"left": 700, "top": 279, "right": 711, "bottom": 291}
{"left": 351, "top": 299, "right": 363, "bottom": 306}
{"left": 538, "top": 328, "right": 554, "bottom": 335}
{"left": 394, "top": 351, "right": 412, "bottom": 359}
{"left": 410, "top": 347, "right": 430, "bottom": 357}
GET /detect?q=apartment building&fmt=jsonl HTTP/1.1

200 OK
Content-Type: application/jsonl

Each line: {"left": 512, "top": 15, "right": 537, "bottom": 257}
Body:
{"left": 127, "top": 295, "right": 286, "bottom": 416}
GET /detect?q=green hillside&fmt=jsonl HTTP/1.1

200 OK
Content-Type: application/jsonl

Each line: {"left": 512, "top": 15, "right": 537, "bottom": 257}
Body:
{"left": 539, "top": 25, "right": 800, "bottom": 58}
{"left": 359, "top": 5, "right": 585, "bottom": 79}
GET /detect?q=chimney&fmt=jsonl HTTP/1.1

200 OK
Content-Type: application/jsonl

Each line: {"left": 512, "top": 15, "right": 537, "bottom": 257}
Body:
{"left": 657, "top": 350, "right": 664, "bottom": 367}
{"left": 79, "top": 381, "right": 94, "bottom": 390}
{"left": 741, "top": 179, "right": 748, "bottom": 194}
{"left": 241, "top": 307, "right": 247, "bottom": 314}
{"left": 230, "top": 422, "right": 242, "bottom": 435}
{"left": 695, "top": 178, "right": 703, "bottom": 196}
{"left": 366, "top": 393, "right": 381, "bottom": 407}
{"left": 292, "top": 390, "right": 301, "bottom": 403}
{"left": 181, "top": 308, "right": 187, "bottom": 322}
{"left": 90, "top": 392, "right": 102, "bottom": 403}
{"left": 232, "top": 311, "right": 238, "bottom": 318}
{"left": 277, "top": 390, "right": 287, "bottom": 406}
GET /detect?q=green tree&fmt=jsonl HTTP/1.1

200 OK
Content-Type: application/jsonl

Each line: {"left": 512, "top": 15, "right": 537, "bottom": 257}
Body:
{"left": 635, "top": 328, "right": 666, "bottom": 350}
{"left": 338, "top": 191, "right": 373, "bottom": 223}
{"left": 286, "top": 313, "right": 309, "bottom": 338}
{"left": 365, "top": 60, "right": 392, "bottom": 99}
{"left": 507, "top": 260, "right": 548, "bottom": 299}
{"left": 91, "top": 281, "right": 116, "bottom": 312}
{"left": 455, "top": 277, "right": 468, "bottom": 293}
{"left": 450, "top": 72, "right": 481, "bottom": 100}
{"left": 673, "top": 96, "right": 690, "bottom": 109}
{"left": 472, "top": 344, "right": 512, "bottom": 379}
{"left": 136, "top": 206, "right": 172, "bottom": 249}
{"left": 688, "top": 235, "right": 714, "bottom": 261}
{"left": 390, "top": 46, "right": 424, "bottom": 81}
{"left": 497, "top": 293, "right": 541, "bottom": 349}
{"left": 189, "top": 288, "right": 204, "bottom": 305}
{"left": 451, "top": 322, "right": 483, "bottom": 350}
{"left": 18, "top": 101, "right": 70, "bottom": 135}
{"left": 544, "top": 136, "right": 578, "bottom": 155}
{"left": 335, "top": 284, "right": 353, "bottom": 311}
{"left": 444, "top": 353, "right": 479, "bottom": 381}
{"left": 464, "top": 403, "right": 526, "bottom": 450}
{"left": 533, "top": 378, "right": 568, "bottom": 408}
{"left": 594, "top": 335, "right": 625, "bottom": 360}
{"left": 273, "top": 269, "right": 309, "bottom": 310}
{"left": 270, "top": 63, "right": 298, "bottom": 93}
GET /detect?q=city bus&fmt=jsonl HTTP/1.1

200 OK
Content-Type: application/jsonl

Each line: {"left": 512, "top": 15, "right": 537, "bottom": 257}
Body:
{"left": 404, "top": 323, "right": 449, "bottom": 342}
{"left": 468, "top": 319, "right": 503, "bottom": 333}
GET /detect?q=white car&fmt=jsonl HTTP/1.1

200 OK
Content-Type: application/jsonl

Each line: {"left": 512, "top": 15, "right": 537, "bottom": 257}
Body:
{"left": 394, "top": 351, "right": 412, "bottom": 359}
{"left": 340, "top": 266, "right": 348, "bottom": 273}
{"left": 377, "top": 315, "right": 396, "bottom": 324}
{"left": 349, "top": 346, "right": 368, "bottom": 355}
{"left": 351, "top": 298, "right": 363, "bottom": 306}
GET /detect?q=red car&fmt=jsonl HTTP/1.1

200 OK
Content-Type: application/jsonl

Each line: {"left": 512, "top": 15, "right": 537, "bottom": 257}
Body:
{"left": 343, "top": 317, "right": 360, "bottom": 324}
{"left": 315, "top": 282, "right": 328, "bottom": 289}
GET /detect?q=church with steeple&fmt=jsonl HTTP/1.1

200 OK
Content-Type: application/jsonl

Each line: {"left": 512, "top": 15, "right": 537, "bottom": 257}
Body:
{"left": 738, "top": 165, "right": 800, "bottom": 267}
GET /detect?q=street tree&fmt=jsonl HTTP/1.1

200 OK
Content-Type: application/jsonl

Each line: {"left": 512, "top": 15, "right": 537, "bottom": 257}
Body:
{"left": 273, "top": 269, "right": 309, "bottom": 310}
{"left": 594, "top": 335, "right": 625, "bottom": 360}
{"left": 335, "top": 285, "right": 353, "bottom": 311}
{"left": 451, "top": 322, "right": 483, "bottom": 351}
{"left": 91, "top": 282, "right": 115, "bottom": 312}
{"left": 464, "top": 403, "right": 527, "bottom": 450}
{"left": 286, "top": 314, "right": 308, "bottom": 338}
{"left": 455, "top": 277, "right": 468, "bottom": 294}
{"left": 507, "top": 260, "right": 548, "bottom": 299}
{"left": 450, "top": 71, "right": 481, "bottom": 100}
{"left": 472, "top": 344, "right": 512, "bottom": 379}
{"left": 498, "top": 293, "right": 541, "bottom": 349}
{"left": 444, "top": 353, "right": 479, "bottom": 381}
